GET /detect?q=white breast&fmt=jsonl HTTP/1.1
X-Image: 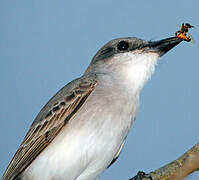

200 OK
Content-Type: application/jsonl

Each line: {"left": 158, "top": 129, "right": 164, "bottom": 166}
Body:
{"left": 21, "top": 84, "right": 138, "bottom": 180}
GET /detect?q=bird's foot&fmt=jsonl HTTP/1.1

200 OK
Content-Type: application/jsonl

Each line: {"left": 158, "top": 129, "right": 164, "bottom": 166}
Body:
{"left": 129, "top": 171, "right": 152, "bottom": 180}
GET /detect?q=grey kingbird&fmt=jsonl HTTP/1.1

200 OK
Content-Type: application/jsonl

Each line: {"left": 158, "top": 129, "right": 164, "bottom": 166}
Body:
{"left": 2, "top": 36, "right": 182, "bottom": 180}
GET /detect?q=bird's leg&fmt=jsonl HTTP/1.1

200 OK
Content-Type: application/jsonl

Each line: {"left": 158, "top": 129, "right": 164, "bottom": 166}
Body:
{"left": 129, "top": 171, "right": 152, "bottom": 180}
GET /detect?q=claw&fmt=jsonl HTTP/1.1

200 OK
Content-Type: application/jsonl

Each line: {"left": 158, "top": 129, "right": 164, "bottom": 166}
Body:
{"left": 129, "top": 171, "right": 153, "bottom": 180}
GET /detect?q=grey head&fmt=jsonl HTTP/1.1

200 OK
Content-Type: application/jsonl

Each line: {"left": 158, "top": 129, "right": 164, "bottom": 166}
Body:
{"left": 85, "top": 37, "right": 182, "bottom": 75}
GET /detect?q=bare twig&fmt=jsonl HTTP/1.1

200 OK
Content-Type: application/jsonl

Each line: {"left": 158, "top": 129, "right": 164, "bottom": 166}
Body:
{"left": 131, "top": 142, "right": 199, "bottom": 180}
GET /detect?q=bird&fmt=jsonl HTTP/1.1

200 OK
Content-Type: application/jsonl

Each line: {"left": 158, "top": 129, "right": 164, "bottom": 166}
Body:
{"left": 2, "top": 36, "right": 182, "bottom": 180}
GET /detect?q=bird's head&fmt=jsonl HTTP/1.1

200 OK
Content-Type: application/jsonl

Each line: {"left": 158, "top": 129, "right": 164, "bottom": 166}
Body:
{"left": 85, "top": 37, "right": 182, "bottom": 93}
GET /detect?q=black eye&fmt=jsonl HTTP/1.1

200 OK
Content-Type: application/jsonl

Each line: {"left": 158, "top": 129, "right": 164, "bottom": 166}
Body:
{"left": 117, "top": 41, "right": 129, "bottom": 51}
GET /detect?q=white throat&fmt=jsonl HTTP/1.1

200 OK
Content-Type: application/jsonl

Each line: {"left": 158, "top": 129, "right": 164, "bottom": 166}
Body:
{"left": 110, "top": 52, "right": 159, "bottom": 94}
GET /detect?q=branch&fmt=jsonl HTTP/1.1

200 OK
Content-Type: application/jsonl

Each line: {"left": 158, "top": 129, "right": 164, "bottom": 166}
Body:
{"left": 130, "top": 142, "right": 199, "bottom": 180}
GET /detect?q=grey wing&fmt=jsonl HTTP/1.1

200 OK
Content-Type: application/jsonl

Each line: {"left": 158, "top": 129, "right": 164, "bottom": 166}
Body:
{"left": 2, "top": 75, "right": 97, "bottom": 180}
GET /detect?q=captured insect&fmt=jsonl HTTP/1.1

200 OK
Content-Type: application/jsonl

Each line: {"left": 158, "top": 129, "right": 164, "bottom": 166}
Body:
{"left": 175, "top": 23, "right": 194, "bottom": 42}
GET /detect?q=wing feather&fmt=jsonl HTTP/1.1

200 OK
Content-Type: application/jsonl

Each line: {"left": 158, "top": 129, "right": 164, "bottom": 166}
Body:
{"left": 2, "top": 76, "right": 97, "bottom": 180}
{"left": 107, "top": 140, "right": 126, "bottom": 168}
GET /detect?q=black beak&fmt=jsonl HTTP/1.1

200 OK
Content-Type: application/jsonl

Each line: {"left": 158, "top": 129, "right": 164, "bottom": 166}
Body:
{"left": 146, "top": 37, "right": 183, "bottom": 56}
